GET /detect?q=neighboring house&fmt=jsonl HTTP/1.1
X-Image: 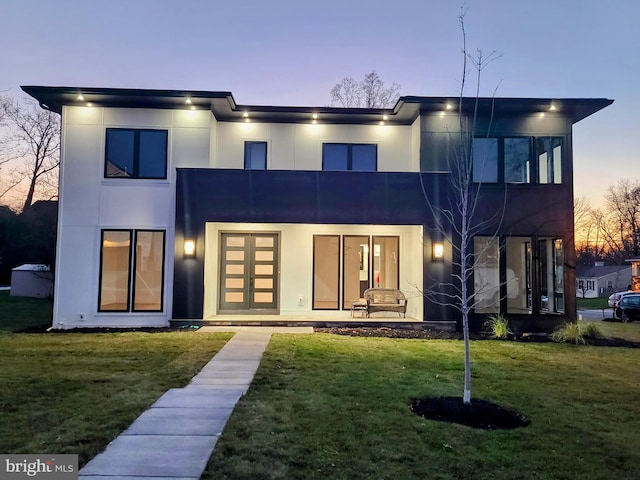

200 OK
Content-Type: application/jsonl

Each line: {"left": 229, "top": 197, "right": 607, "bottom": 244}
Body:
{"left": 576, "top": 264, "right": 632, "bottom": 298}
{"left": 22, "top": 86, "right": 612, "bottom": 330}
{"left": 10, "top": 264, "right": 53, "bottom": 298}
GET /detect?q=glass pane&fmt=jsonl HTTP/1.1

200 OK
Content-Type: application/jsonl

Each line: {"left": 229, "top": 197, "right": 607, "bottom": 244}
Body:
{"left": 504, "top": 138, "right": 531, "bottom": 183}
{"left": 344, "top": 236, "right": 369, "bottom": 309}
{"left": 225, "top": 278, "right": 244, "bottom": 289}
{"left": 255, "top": 251, "right": 273, "bottom": 262}
{"left": 255, "top": 236, "right": 274, "bottom": 248}
{"left": 373, "top": 236, "right": 399, "bottom": 290}
{"left": 536, "top": 137, "right": 562, "bottom": 184}
{"left": 255, "top": 264, "right": 273, "bottom": 275}
{"left": 133, "top": 231, "right": 165, "bottom": 311}
{"left": 225, "top": 292, "right": 244, "bottom": 303}
{"left": 226, "top": 236, "right": 245, "bottom": 247}
{"left": 105, "top": 130, "right": 135, "bottom": 177}
{"left": 138, "top": 130, "right": 167, "bottom": 178}
{"left": 254, "top": 292, "right": 273, "bottom": 303}
{"left": 323, "top": 144, "right": 348, "bottom": 170}
{"left": 554, "top": 239, "right": 564, "bottom": 313}
{"left": 255, "top": 278, "right": 273, "bottom": 289}
{"left": 226, "top": 251, "right": 244, "bottom": 261}
{"left": 99, "top": 230, "right": 131, "bottom": 311}
{"left": 474, "top": 236, "right": 500, "bottom": 313}
{"left": 352, "top": 144, "right": 377, "bottom": 171}
{"left": 472, "top": 138, "right": 498, "bottom": 183}
{"left": 226, "top": 264, "right": 244, "bottom": 275}
{"left": 313, "top": 236, "right": 339, "bottom": 309}
{"left": 244, "top": 141, "right": 267, "bottom": 170}
{"left": 538, "top": 239, "right": 564, "bottom": 312}
{"left": 506, "top": 237, "right": 532, "bottom": 314}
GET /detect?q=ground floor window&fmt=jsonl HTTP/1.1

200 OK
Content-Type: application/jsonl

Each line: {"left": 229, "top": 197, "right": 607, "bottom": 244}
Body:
{"left": 313, "top": 235, "right": 399, "bottom": 310}
{"left": 98, "top": 229, "right": 165, "bottom": 312}
{"left": 473, "top": 235, "right": 563, "bottom": 315}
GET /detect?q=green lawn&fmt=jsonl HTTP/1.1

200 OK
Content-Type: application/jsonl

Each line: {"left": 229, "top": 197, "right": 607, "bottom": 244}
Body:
{"left": 0, "top": 331, "right": 233, "bottom": 466}
{"left": 577, "top": 296, "right": 609, "bottom": 309}
{"left": 206, "top": 334, "right": 640, "bottom": 480}
{"left": 0, "top": 290, "right": 53, "bottom": 331}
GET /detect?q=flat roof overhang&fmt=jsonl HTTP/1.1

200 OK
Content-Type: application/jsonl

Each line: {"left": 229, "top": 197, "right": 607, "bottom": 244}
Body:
{"left": 21, "top": 85, "right": 613, "bottom": 125}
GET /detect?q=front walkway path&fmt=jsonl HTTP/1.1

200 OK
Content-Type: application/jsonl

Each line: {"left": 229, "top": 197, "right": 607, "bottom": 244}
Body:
{"left": 79, "top": 327, "right": 312, "bottom": 480}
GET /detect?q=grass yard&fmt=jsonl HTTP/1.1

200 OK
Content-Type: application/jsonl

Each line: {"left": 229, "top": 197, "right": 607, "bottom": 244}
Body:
{"left": 0, "top": 331, "right": 233, "bottom": 466}
{"left": 0, "top": 290, "right": 53, "bottom": 332}
{"left": 206, "top": 334, "right": 640, "bottom": 480}
{"left": 576, "top": 296, "right": 609, "bottom": 309}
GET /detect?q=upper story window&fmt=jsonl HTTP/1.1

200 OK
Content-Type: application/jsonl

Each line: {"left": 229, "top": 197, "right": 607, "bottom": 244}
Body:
{"left": 105, "top": 128, "right": 168, "bottom": 179}
{"left": 472, "top": 136, "right": 563, "bottom": 185}
{"left": 322, "top": 143, "right": 377, "bottom": 171}
{"left": 244, "top": 141, "right": 267, "bottom": 170}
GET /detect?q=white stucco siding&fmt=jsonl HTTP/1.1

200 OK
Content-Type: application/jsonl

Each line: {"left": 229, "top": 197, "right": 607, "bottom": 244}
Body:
{"left": 203, "top": 223, "right": 424, "bottom": 320}
{"left": 53, "top": 106, "right": 210, "bottom": 328}
{"left": 214, "top": 122, "right": 417, "bottom": 172}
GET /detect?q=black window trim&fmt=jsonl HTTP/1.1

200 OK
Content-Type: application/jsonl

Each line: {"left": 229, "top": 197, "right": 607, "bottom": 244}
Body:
{"left": 104, "top": 128, "right": 168, "bottom": 180}
{"left": 472, "top": 135, "right": 564, "bottom": 185}
{"left": 97, "top": 228, "right": 166, "bottom": 313}
{"left": 322, "top": 142, "right": 378, "bottom": 171}
{"left": 244, "top": 140, "right": 268, "bottom": 170}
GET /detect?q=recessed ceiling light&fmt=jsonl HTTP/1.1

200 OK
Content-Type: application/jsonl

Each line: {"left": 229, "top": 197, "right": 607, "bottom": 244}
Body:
{"left": 382, "top": 115, "right": 389, "bottom": 121}
{"left": 312, "top": 113, "right": 318, "bottom": 120}
{"left": 379, "top": 121, "right": 385, "bottom": 126}
{"left": 76, "top": 94, "right": 84, "bottom": 101}
{"left": 549, "top": 104, "right": 557, "bottom": 111}
{"left": 243, "top": 111, "right": 249, "bottom": 118}
{"left": 185, "top": 98, "right": 192, "bottom": 104}
{"left": 446, "top": 103, "right": 453, "bottom": 110}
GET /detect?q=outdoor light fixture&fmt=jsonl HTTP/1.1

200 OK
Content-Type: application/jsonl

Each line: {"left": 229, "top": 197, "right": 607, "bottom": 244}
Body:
{"left": 433, "top": 242, "right": 444, "bottom": 261}
{"left": 184, "top": 239, "right": 196, "bottom": 258}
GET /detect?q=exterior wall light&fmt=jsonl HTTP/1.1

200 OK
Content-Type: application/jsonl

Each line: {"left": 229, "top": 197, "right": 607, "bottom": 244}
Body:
{"left": 433, "top": 242, "right": 444, "bottom": 261}
{"left": 184, "top": 239, "right": 196, "bottom": 258}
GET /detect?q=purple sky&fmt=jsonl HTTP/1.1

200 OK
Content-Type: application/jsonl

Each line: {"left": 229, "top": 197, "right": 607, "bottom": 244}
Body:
{"left": 2, "top": 0, "right": 637, "bottom": 206}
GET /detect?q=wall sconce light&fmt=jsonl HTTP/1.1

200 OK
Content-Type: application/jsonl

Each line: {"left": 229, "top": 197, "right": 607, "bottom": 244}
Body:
{"left": 433, "top": 242, "right": 444, "bottom": 261}
{"left": 184, "top": 239, "right": 196, "bottom": 258}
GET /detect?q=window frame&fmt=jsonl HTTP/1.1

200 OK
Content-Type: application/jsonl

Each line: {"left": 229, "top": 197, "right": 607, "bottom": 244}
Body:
{"left": 98, "top": 228, "right": 166, "bottom": 313}
{"left": 472, "top": 135, "right": 564, "bottom": 185}
{"left": 104, "top": 128, "right": 168, "bottom": 180}
{"left": 244, "top": 141, "right": 268, "bottom": 170}
{"left": 322, "top": 143, "right": 378, "bottom": 171}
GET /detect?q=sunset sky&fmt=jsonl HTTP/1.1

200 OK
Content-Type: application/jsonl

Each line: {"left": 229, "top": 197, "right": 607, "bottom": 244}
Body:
{"left": 1, "top": 0, "right": 637, "bottom": 206}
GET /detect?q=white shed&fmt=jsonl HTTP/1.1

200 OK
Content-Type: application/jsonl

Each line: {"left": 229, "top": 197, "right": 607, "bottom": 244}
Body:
{"left": 10, "top": 264, "right": 54, "bottom": 298}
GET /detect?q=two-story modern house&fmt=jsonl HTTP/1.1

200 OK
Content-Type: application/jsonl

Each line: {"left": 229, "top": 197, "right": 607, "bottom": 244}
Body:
{"left": 23, "top": 86, "right": 612, "bottom": 330}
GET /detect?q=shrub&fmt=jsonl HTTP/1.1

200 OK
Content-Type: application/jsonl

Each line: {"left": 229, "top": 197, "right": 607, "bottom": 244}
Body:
{"left": 581, "top": 322, "right": 604, "bottom": 339}
{"left": 483, "top": 314, "right": 512, "bottom": 339}
{"left": 552, "top": 322, "right": 585, "bottom": 345}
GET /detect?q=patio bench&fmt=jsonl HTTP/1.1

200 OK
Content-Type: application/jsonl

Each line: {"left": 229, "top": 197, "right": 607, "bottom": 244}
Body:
{"left": 364, "top": 288, "right": 408, "bottom": 318}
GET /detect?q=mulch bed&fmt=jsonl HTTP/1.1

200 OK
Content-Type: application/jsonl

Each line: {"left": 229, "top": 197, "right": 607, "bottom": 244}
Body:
{"left": 410, "top": 396, "right": 531, "bottom": 430}
{"left": 314, "top": 326, "right": 640, "bottom": 347}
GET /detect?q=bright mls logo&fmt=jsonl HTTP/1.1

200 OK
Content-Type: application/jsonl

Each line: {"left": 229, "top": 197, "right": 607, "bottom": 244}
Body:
{"left": 1, "top": 455, "right": 78, "bottom": 480}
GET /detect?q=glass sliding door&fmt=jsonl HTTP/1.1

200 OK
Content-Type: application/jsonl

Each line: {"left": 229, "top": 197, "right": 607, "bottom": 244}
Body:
{"left": 313, "top": 235, "right": 340, "bottom": 309}
{"left": 372, "top": 236, "right": 399, "bottom": 290}
{"left": 343, "top": 236, "right": 370, "bottom": 309}
{"left": 473, "top": 236, "right": 500, "bottom": 313}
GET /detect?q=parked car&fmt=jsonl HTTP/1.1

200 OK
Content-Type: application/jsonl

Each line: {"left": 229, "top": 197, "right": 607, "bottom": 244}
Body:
{"left": 608, "top": 290, "right": 636, "bottom": 307}
{"left": 615, "top": 294, "right": 640, "bottom": 322}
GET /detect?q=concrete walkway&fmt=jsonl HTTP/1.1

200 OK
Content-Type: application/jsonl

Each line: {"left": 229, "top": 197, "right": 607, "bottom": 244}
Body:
{"left": 79, "top": 327, "right": 311, "bottom": 480}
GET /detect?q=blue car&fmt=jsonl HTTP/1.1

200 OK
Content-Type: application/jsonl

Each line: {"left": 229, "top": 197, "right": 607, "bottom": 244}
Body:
{"left": 615, "top": 294, "right": 640, "bottom": 322}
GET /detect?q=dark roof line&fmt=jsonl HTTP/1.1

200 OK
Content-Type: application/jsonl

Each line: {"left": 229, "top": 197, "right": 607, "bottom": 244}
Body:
{"left": 21, "top": 86, "right": 613, "bottom": 125}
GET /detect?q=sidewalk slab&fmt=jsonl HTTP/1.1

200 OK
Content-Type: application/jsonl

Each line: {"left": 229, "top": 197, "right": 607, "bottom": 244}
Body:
{"left": 123, "top": 407, "right": 233, "bottom": 436}
{"left": 79, "top": 434, "right": 217, "bottom": 477}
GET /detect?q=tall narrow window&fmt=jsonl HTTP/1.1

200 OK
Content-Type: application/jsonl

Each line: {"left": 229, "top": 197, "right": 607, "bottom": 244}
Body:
{"left": 105, "top": 129, "right": 168, "bottom": 179}
{"left": 536, "top": 137, "right": 563, "bottom": 184}
{"left": 99, "top": 229, "right": 165, "bottom": 312}
{"left": 504, "top": 138, "right": 531, "bottom": 183}
{"left": 538, "top": 238, "right": 564, "bottom": 313}
{"left": 373, "top": 236, "right": 399, "bottom": 290}
{"left": 506, "top": 237, "right": 532, "bottom": 314}
{"left": 322, "top": 143, "right": 377, "bottom": 171}
{"left": 472, "top": 138, "right": 498, "bottom": 183}
{"left": 244, "top": 141, "right": 267, "bottom": 169}
{"left": 474, "top": 236, "right": 500, "bottom": 313}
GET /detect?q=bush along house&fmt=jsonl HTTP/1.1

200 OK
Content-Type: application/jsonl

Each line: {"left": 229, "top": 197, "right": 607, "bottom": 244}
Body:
{"left": 22, "top": 86, "right": 612, "bottom": 331}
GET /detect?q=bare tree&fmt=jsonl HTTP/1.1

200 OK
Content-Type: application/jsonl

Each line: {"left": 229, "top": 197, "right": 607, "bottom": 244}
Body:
{"left": 0, "top": 96, "right": 60, "bottom": 212}
{"left": 602, "top": 179, "right": 640, "bottom": 260}
{"left": 420, "top": 12, "right": 501, "bottom": 405}
{"left": 330, "top": 71, "right": 400, "bottom": 108}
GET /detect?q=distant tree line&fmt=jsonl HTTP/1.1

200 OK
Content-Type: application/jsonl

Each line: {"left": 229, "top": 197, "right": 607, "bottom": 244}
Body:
{"left": 575, "top": 179, "right": 640, "bottom": 266}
